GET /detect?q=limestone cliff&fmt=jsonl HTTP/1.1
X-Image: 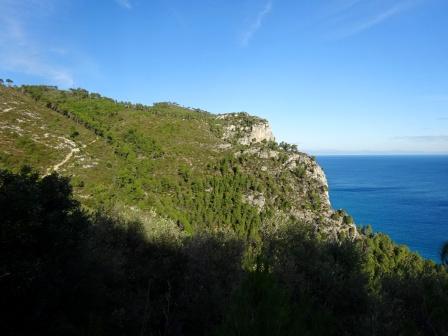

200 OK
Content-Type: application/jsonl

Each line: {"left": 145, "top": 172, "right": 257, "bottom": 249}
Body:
{"left": 217, "top": 113, "right": 275, "bottom": 145}
{"left": 218, "top": 113, "right": 357, "bottom": 240}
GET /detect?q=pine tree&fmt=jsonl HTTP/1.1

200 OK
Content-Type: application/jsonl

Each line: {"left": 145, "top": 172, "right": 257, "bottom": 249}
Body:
{"left": 441, "top": 241, "right": 448, "bottom": 265}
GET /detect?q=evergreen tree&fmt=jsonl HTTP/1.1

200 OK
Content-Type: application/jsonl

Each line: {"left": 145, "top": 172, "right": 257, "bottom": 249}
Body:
{"left": 441, "top": 240, "right": 448, "bottom": 265}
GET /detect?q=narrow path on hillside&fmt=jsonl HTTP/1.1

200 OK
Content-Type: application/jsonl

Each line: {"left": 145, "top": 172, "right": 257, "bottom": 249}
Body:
{"left": 46, "top": 147, "right": 80, "bottom": 175}
{"left": 83, "top": 137, "right": 98, "bottom": 148}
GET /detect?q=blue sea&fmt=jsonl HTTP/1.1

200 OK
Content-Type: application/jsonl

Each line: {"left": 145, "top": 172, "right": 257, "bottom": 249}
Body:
{"left": 317, "top": 155, "right": 448, "bottom": 262}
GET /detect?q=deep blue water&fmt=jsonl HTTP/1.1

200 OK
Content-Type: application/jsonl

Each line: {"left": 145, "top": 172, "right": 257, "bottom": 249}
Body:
{"left": 317, "top": 155, "right": 448, "bottom": 262}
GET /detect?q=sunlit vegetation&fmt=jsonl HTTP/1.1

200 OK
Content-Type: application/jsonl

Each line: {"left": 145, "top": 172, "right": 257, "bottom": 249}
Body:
{"left": 1, "top": 85, "right": 327, "bottom": 239}
{"left": 2, "top": 84, "right": 447, "bottom": 335}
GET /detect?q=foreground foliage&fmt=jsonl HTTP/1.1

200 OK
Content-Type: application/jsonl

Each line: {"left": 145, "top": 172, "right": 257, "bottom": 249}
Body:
{"left": 1, "top": 169, "right": 447, "bottom": 335}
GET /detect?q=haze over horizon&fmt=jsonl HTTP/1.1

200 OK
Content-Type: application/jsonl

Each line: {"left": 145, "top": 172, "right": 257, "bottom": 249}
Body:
{"left": 1, "top": 0, "right": 447, "bottom": 154}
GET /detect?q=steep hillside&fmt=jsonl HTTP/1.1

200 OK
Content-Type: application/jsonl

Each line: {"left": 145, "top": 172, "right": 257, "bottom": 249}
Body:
{"left": 2, "top": 84, "right": 448, "bottom": 336}
{"left": 0, "top": 85, "right": 355, "bottom": 239}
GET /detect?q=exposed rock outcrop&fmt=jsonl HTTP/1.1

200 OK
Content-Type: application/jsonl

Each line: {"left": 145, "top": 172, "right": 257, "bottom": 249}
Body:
{"left": 217, "top": 112, "right": 275, "bottom": 145}
{"left": 228, "top": 122, "right": 358, "bottom": 240}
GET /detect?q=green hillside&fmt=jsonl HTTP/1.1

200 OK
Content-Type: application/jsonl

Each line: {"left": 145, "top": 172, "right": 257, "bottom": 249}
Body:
{"left": 1, "top": 83, "right": 447, "bottom": 335}
{"left": 0, "top": 84, "right": 353, "bottom": 240}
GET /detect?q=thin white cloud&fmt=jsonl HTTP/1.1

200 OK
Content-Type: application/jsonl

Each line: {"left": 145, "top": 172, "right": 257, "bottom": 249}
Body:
{"left": 3, "top": 50, "right": 74, "bottom": 87}
{"left": 326, "top": 0, "right": 422, "bottom": 38}
{"left": 240, "top": 0, "right": 273, "bottom": 46}
{"left": 116, "top": 0, "right": 132, "bottom": 9}
{"left": 346, "top": 2, "right": 415, "bottom": 36}
{"left": 321, "top": 0, "right": 363, "bottom": 19}
{"left": 0, "top": 1, "right": 75, "bottom": 87}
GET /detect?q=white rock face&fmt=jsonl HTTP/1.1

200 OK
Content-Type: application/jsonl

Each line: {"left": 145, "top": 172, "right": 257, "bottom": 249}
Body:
{"left": 238, "top": 122, "right": 275, "bottom": 145}
{"left": 243, "top": 192, "right": 266, "bottom": 211}
{"left": 311, "top": 164, "right": 331, "bottom": 206}
{"left": 218, "top": 113, "right": 275, "bottom": 145}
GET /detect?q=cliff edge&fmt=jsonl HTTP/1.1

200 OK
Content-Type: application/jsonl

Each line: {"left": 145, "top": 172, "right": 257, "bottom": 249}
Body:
{"left": 215, "top": 112, "right": 357, "bottom": 240}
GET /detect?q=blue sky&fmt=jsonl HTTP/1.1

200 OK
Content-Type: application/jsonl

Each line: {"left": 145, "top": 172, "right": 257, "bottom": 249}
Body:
{"left": 1, "top": 0, "right": 447, "bottom": 154}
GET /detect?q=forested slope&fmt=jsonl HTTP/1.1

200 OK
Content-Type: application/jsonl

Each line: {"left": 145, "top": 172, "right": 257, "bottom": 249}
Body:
{"left": 0, "top": 84, "right": 355, "bottom": 239}
{"left": 1, "top": 83, "right": 447, "bottom": 335}
{"left": 1, "top": 169, "right": 447, "bottom": 335}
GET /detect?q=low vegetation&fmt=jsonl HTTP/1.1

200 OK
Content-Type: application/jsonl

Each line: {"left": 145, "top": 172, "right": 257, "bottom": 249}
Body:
{"left": 1, "top": 83, "right": 447, "bottom": 335}
{"left": 0, "top": 85, "right": 335, "bottom": 239}
{"left": 1, "top": 169, "right": 447, "bottom": 335}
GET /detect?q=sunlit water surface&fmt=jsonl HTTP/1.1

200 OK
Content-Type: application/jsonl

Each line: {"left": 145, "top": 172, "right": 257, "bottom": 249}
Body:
{"left": 317, "top": 155, "right": 448, "bottom": 261}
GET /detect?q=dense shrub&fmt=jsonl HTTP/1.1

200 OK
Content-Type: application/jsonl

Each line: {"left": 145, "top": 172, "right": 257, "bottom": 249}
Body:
{"left": 1, "top": 168, "right": 447, "bottom": 335}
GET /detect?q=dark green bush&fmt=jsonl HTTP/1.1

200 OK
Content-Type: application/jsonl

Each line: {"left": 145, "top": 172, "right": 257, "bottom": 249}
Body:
{"left": 1, "top": 168, "right": 447, "bottom": 336}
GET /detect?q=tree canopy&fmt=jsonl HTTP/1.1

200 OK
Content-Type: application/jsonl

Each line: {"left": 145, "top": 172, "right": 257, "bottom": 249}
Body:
{"left": 1, "top": 168, "right": 447, "bottom": 335}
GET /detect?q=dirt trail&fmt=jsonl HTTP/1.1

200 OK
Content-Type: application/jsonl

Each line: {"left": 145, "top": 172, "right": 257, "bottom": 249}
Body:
{"left": 46, "top": 147, "right": 80, "bottom": 175}
{"left": 83, "top": 137, "right": 98, "bottom": 148}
